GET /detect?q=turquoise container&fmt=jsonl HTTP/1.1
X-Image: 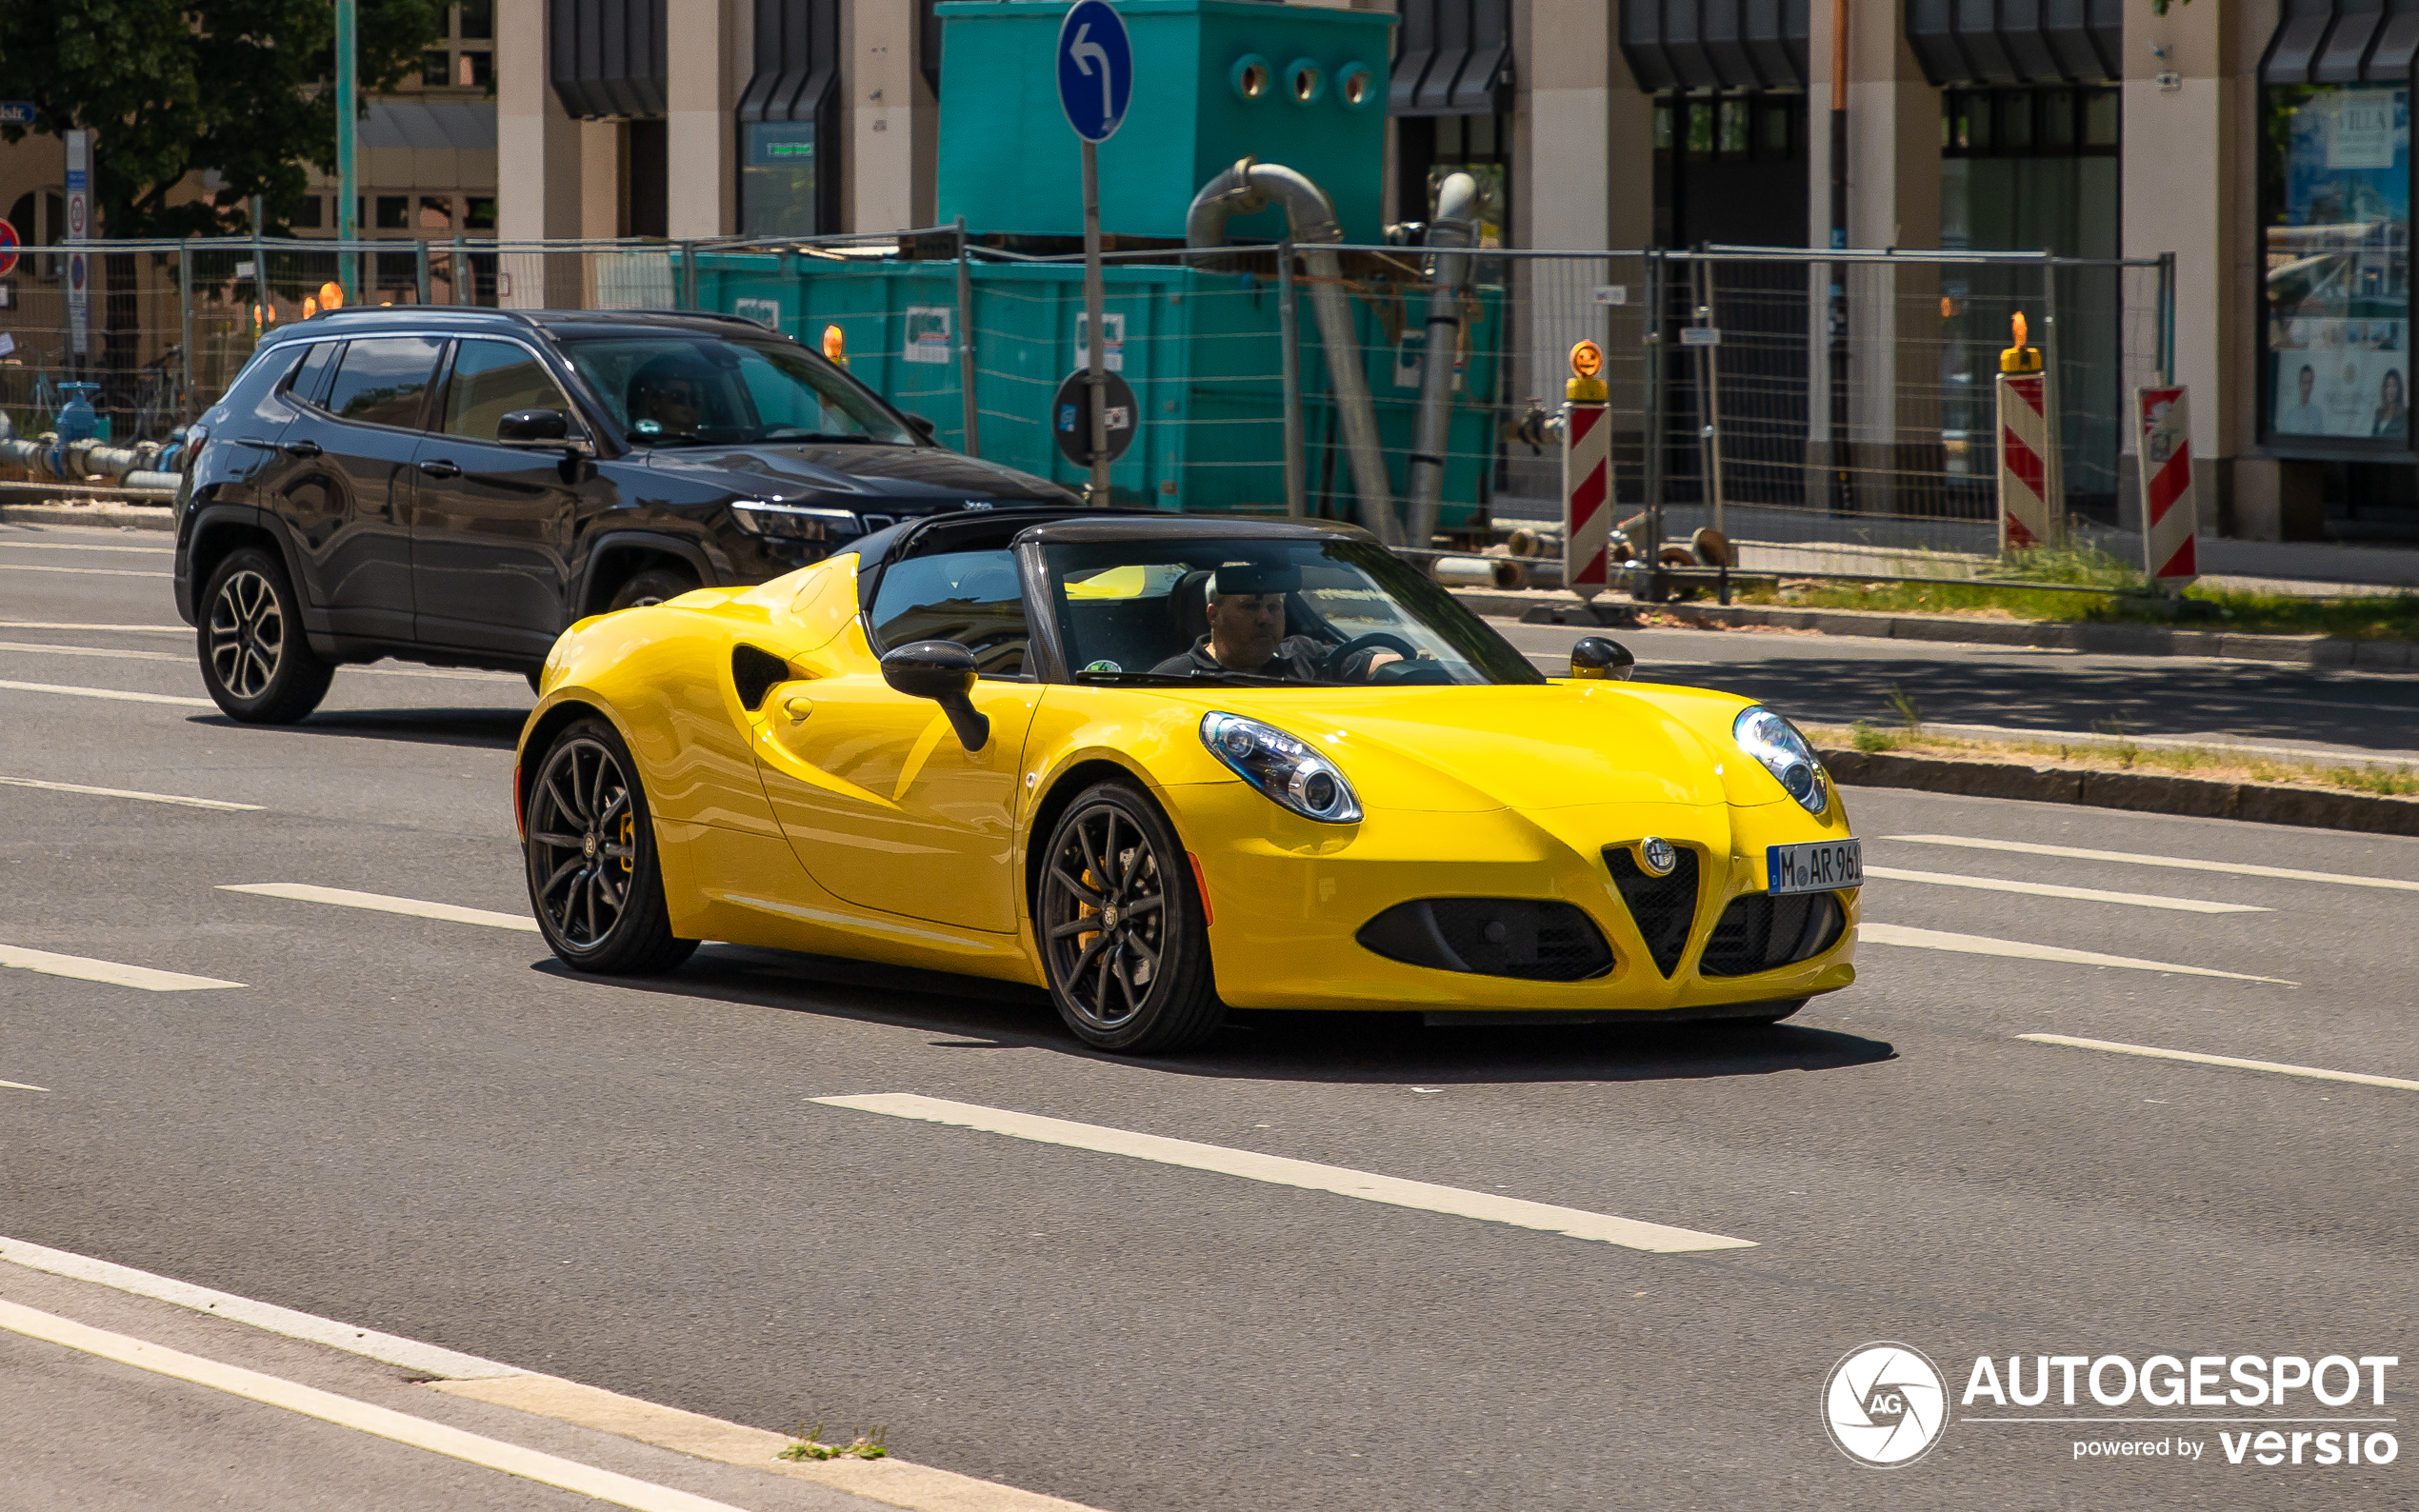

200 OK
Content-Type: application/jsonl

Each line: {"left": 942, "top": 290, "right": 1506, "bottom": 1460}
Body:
{"left": 934, "top": 0, "right": 1393, "bottom": 244}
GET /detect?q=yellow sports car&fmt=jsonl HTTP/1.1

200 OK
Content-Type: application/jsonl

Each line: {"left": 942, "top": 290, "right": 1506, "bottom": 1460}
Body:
{"left": 514, "top": 508, "right": 1860, "bottom": 1053}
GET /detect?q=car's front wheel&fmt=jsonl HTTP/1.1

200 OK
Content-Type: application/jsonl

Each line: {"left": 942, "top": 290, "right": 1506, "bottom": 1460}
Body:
{"left": 607, "top": 567, "right": 698, "bottom": 612}
{"left": 524, "top": 717, "right": 696, "bottom": 975}
{"left": 197, "top": 547, "right": 335, "bottom": 724}
{"left": 1037, "top": 781, "right": 1225, "bottom": 1054}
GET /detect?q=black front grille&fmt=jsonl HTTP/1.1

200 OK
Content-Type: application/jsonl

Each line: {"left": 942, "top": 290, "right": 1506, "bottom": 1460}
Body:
{"left": 1605, "top": 846, "right": 1700, "bottom": 977}
{"left": 1700, "top": 891, "right": 1848, "bottom": 978}
{"left": 1356, "top": 899, "right": 1614, "bottom": 983}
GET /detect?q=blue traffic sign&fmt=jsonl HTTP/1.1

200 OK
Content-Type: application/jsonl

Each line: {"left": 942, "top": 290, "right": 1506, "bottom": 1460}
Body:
{"left": 1056, "top": 2, "right": 1131, "bottom": 144}
{"left": 0, "top": 103, "right": 35, "bottom": 128}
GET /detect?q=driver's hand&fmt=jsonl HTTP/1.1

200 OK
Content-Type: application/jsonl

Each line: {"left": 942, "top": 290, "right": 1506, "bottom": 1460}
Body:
{"left": 1365, "top": 651, "right": 1404, "bottom": 674}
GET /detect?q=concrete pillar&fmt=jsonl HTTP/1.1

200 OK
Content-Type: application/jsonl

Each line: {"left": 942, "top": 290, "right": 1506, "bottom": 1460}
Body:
{"left": 668, "top": 0, "right": 739, "bottom": 238}
{"left": 849, "top": 0, "right": 918, "bottom": 234}
{"left": 2126, "top": 0, "right": 2238, "bottom": 518}
{"left": 580, "top": 121, "right": 624, "bottom": 239}
{"left": 496, "top": 0, "right": 582, "bottom": 306}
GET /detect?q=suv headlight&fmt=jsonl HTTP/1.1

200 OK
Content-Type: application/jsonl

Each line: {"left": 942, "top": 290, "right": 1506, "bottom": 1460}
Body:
{"left": 1733, "top": 706, "right": 1828, "bottom": 815}
{"left": 1200, "top": 712, "right": 1362, "bottom": 824}
{"left": 730, "top": 500, "right": 859, "bottom": 542}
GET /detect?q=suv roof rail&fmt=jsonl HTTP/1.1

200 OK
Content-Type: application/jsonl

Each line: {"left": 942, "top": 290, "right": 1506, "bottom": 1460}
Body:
{"left": 295, "top": 305, "right": 550, "bottom": 329}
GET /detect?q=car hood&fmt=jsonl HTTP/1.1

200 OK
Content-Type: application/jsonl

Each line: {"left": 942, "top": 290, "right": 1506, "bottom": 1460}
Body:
{"left": 1190, "top": 682, "right": 1766, "bottom": 813}
{"left": 643, "top": 443, "right": 1074, "bottom": 506}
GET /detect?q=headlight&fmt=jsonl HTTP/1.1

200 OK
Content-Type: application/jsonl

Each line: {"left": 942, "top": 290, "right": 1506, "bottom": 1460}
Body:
{"left": 1200, "top": 711, "right": 1362, "bottom": 824}
{"left": 730, "top": 500, "right": 859, "bottom": 542}
{"left": 1733, "top": 705, "right": 1828, "bottom": 815}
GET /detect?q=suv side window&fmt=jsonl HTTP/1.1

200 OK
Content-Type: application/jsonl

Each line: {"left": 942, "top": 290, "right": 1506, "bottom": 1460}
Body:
{"left": 867, "top": 548, "right": 1030, "bottom": 677}
{"left": 287, "top": 342, "right": 341, "bottom": 408}
{"left": 324, "top": 336, "right": 444, "bottom": 428}
{"left": 442, "top": 338, "right": 582, "bottom": 440}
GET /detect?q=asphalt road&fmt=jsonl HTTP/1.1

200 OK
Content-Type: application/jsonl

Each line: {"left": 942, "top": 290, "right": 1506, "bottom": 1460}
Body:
{"left": 3, "top": 522, "right": 2413, "bottom": 1510}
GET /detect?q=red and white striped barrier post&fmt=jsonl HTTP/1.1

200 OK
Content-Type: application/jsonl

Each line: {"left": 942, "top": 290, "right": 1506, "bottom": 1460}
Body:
{"left": 1562, "top": 340, "right": 1611, "bottom": 600}
{"left": 2135, "top": 386, "right": 2199, "bottom": 587}
{"left": 1995, "top": 313, "right": 2058, "bottom": 551}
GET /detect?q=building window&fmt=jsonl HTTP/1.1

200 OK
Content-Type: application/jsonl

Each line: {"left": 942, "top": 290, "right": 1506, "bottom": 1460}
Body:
{"left": 465, "top": 197, "right": 497, "bottom": 230}
{"left": 2261, "top": 85, "right": 2410, "bottom": 449}
{"left": 292, "top": 195, "right": 325, "bottom": 229}
{"left": 458, "top": 0, "right": 491, "bottom": 41}
{"left": 741, "top": 122, "right": 820, "bottom": 237}
{"left": 424, "top": 4, "right": 497, "bottom": 94}
{"left": 375, "top": 195, "right": 410, "bottom": 230}
{"left": 1649, "top": 91, "right": 1803, "bottom": 249}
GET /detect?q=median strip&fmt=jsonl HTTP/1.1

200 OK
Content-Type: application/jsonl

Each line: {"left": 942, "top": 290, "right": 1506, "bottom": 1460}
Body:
{"left": 2017, "top": 1033, "right": 2419, "bottom": 1093}
{"left": 1860, "top": 923, "right": 2294, "bottom": 985}
{"left": 813, "top": 1092, "right": 1757, "bottom": 1253}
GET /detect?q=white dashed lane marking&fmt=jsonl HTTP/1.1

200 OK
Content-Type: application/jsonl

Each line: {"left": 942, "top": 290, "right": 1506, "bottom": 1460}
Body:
{"left": 1, "top": 1081, "right": 49, "bottom": 1092}
{"left": 0, "top": 622, "right": 187, "bottom": 633}
{"left": 1861, "top": 924, "right": 2294, "bottom": 985}
{"left": 1888, "top": 834, "right": 2419, "bottom": 893}
{"left": 220, "top": 884, "right": 540, "bottom": 933}
{"left": 2019, "top": 1034, "right": 2419, "bottom": 1093}
{"left": 0, "top": 564, "right": 171, "bottom": 578}
{"left": 1861, "top": 865, "right": 2268, "bottom": 914}
{"left": 0, "top": 775, "right": 260, "bottom": 811}
{"left": 0, "top": 945, "right": 242, "bottom": 992}
{"left": 815, "top": 1093, "right": 1758, "bottom": 1254}
{"left": 0, "top": 680, "right": 212, "bottom": 707}
{"left": 0, "top": 541, "right": 171, "bottom": 554}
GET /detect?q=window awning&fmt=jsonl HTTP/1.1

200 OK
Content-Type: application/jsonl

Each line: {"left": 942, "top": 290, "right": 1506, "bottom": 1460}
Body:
{"left": 739, "top": 0, "right": 841, "bottom": 124}
{"left": 549, "top": 0, "right": 666, "bottom": 121}
{"left": 1620, "top": 0, "right": 1809, "bottom": 93}
{"left": 1904, "top": 0, "right": 2120, "bottom": 87}
{"left": 1390, "top": 0, "right": 1511, "bottom": 117}
{"left": 2264, "top": 0, "right": 2419, "bottom": 83}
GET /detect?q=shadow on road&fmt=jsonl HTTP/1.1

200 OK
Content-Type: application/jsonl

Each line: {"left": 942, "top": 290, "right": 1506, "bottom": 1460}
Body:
{"left": 550, "top": 945, "right": 1894, "bottom": 1085}
{"left": 190, "top": 708, "right": 526, "bottom": 748}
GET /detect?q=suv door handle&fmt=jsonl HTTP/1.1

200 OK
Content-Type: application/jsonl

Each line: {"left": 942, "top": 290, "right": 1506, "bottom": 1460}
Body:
{"left": 281, "top": 439, "right": 321, "bottom": 458}
{"left": 417, "top": 459, "right": 461, "bottom": 478}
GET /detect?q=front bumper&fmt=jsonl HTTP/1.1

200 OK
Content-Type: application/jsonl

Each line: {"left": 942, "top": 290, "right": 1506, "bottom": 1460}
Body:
{"left": 1164, "top": 783, "right": 1858, "bottom": 1013}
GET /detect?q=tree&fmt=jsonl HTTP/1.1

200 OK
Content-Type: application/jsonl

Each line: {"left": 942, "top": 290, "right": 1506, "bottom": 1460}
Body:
{"left": 0, "top": 0, "right": 446, "bottom": 238}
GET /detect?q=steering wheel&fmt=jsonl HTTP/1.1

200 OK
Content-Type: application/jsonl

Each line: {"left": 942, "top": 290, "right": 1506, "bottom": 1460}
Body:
{"left": 1322, "top": 631, "right": 1420, "bottom": 679}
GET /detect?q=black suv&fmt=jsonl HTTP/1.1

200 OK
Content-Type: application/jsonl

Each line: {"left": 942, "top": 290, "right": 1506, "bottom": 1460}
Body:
{"left": 173, "top": 307, "right": 1076, "bottom": 722}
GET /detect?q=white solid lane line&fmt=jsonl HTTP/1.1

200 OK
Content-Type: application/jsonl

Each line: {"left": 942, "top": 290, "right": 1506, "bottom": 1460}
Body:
{"left": 1, "top": 1081, "right": 48, "bottom": 1092}
{"left": 2018, "top": 1034, "right": 2419, "bottom": 1093}
{"left": 0, "top": 944, "right": 242, "bottom": 991}
{"left": 0, "top": 622, "right": 188, "bottom": 633}
{"left": 0, "top": 776, "right": 261, "bottom": 811}
{"left": 1889, "top": 834, "right": 2419, "bottom": 893}
{"left": 221, "top": 883, "right": 540, "bottom": 933}
{"left": 0, "top": 1234, "right": 514, "bottom": 1379}
{"left": 1861, "top": 865, "right": 2268, "bottom": 915}
{"left": 1860, "top": 923, "right": 2294, "bottom": 985}
{"left": 0, "top": 679, "right": 212, "bottom": 707}
{"left": 815, "top": 1093, "right": 1757, "bottom": 1254}
{"left": 0, "top": 563, "right": 171, "bottom": 578}
{"left": 0, "top": 1299, "right": 750, "bottom": 1512}
{"left": 0, "top": 541, "right": 172, "bottom": 554}
{"left": 0, "top": 639, "right": 183, "bottom": 662}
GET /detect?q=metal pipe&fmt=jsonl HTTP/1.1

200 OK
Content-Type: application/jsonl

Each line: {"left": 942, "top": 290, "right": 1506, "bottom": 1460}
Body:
{"left": 954, "top": 215, "right": 981, "bottom": 458}
{"left": 1276, "top": 235, "right": 1305, "bottom": 518}
{"left": 415, "top": 238, "right": 431, "bottom": 305}
{"left": 2040, "top": 261, "right": 2068, "bottom": 543}
{"left": 1694, "top": 256, "right": 1727, "bottom": 535}
{"left": 1404, "top": 171, "right": 1478, "bottom": 549}
{"left": 1186, "top": 156, "right": 1396, "bottom": 542}
{"left": 1640, "top": 250, "right": 1668, "bottom": 599}
{"left": 178, "top": 239, "right": 196, "bottom": 423}
{"left": 1082, "top": 142, "right": 1110, "bottom": 506}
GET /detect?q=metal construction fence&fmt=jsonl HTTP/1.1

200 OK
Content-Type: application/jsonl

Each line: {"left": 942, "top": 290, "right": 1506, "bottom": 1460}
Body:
{"left": 0, "top": 229, "right": 2179, "bottom": 587}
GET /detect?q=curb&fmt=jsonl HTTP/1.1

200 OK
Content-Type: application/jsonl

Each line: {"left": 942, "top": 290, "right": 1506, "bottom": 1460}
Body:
{"left": 1453, "top": 587, "right": 2419, "bottom": 670}
{"left": 1817, "top": 746, "right": 2419, "bottom": 838}
{"left": 1, "top": 501, "right": 176, "bottom": 532}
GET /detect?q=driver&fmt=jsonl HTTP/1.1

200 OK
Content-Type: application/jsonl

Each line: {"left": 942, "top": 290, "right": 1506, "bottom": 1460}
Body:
{"left": 626, "top": 352, "right": 714, "bottom": 436}
{"left": 1150, "top": 563, "right": 1402, "bottom": 680}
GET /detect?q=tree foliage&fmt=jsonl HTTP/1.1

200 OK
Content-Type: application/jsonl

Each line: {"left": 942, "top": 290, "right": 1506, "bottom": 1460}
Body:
{"left": 0, "top": 0, "right": 446, "bottom": 237}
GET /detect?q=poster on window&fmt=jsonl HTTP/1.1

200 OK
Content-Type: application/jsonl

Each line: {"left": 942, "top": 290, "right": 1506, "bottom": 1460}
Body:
{"left": 2268, "top": 87, "right": 2411, "bottom": 441}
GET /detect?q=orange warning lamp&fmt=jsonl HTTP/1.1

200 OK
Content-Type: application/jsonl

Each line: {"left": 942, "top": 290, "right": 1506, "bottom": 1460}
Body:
{"left": 2000, "top": 310, "right": 2042, "bottom": 374}
{"left": 302, "top": 296, "right": 318, "bottom": 319}
{"left": 821, "top": 324, "right": 849, "bottom": 367}
{"left": 318, "top": 281, "right": 345, "bottom": 312}
{"left": 1567, "top": 339, "right": 1608, "bottom": 402}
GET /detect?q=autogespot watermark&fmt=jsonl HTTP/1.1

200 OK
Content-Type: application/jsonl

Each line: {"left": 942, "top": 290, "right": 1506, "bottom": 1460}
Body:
{"left": 1824, "top": 1343, "right": 2401, "bottom": 1472}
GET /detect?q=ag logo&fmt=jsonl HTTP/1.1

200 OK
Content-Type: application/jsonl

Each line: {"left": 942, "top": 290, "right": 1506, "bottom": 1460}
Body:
{"left": 1823, "top": 1343, "right": 1948, "bottom": 1466}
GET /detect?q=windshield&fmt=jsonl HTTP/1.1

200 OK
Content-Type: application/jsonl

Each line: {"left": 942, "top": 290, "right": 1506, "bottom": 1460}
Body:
{"left": 1041, "top": 537, "right": 1545, "bottom": 687}
{"left": 557, "top": 333, "right": 916, "bottom": 448}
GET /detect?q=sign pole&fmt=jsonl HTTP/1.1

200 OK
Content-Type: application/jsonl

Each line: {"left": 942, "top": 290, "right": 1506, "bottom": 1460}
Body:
{"left": 64, "top": 129, "right": 90, "bottom": 370}
{"left": 1082, "top": 138, "right": 1110, "bottom": 505}
{"left": 336, "top": 0, "right": 359, "bottom": 302}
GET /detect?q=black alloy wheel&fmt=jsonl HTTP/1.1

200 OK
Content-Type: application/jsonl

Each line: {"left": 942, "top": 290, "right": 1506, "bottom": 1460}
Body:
{"left": 1038, "top": 781, "right": 1224, "bottom": 1054}
{"left": 607, "top": 567, "right": 699, "bottom": 613}
{"left": 197, "top": 546, "right": 334, "bottom": 724}
{"left": 524, "top": 717, "right": 696, "bottom": 975}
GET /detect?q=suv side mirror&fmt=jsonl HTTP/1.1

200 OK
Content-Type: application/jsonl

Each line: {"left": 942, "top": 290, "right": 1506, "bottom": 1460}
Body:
{"left": 1569, "top": 636, "right": 1635, "bottom": 681}
{"left": 903, "top": 412, "right": 939, "bottom": 442}
{"left": 498, "top": 408, "right": 571, "bottom": 444}
{"left": 880, "top": 640, "right": 990, "bottom": 750}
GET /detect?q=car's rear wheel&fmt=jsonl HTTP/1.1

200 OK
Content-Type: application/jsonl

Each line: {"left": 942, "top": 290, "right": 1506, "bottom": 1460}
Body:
{"left": 198, "top": 547, "right": 334, "bottom": 724}
{"left": 607, "top": 567, "right": 698, "bottom": 612}
{"left": 524, "top": 717, "right": 696, "bottom": 975}
{"left": 1038, "top": 781, "right": 1224, "bottom": 1054}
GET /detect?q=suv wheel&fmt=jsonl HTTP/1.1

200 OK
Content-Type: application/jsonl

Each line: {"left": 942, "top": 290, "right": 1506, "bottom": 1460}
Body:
{"left": 607, "top": 567, "right": 698, "bottom": 612}
{"left": 198, "top": 547, "right": 334, "bottom": 724}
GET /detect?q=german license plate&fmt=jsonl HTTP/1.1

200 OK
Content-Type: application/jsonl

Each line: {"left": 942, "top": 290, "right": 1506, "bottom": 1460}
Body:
{"left": 1768, "top": 839, "right": 1862, "bottom": 895}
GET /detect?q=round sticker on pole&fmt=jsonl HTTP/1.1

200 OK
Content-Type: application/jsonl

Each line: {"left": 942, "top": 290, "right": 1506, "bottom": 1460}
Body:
{"left": 0, "top": 221, "right": 17, "bottom": 280}
{"left": 1568, "top": 339, "right": 1607, "bottom": 402}
{"left": 1057, "top": 1, "right": 1133, "bottom": 143}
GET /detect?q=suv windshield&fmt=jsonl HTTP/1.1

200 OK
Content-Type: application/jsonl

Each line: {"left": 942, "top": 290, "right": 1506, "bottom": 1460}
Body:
{"left": 1041, "top": 537, "right": 1546, "bottom": 686}
{"left": 558, "top": 332, "right": 915, "bottom": 448}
